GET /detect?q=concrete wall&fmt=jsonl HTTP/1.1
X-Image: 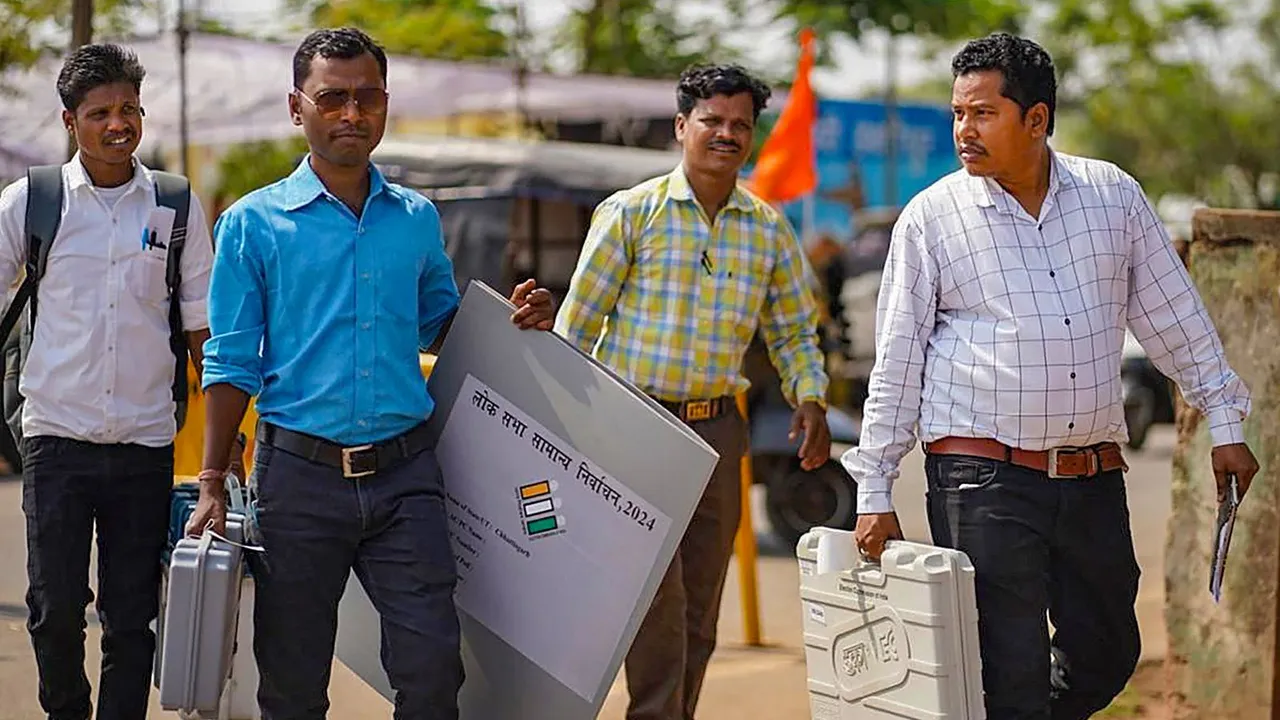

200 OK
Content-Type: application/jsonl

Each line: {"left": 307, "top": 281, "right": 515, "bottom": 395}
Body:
{"left": 1165, "top": 209, "right": 1280, "bottom": 718}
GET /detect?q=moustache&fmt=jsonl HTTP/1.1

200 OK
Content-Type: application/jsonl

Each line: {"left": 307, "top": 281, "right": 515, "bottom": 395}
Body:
{"left": 958, "top": 143, "right": 987, "bottom": 155}
{"left": 330, "top": 126, "right": 369, "bottom": 139}
{"left": 709, "top": 142, "right": 741, "bottom": 152}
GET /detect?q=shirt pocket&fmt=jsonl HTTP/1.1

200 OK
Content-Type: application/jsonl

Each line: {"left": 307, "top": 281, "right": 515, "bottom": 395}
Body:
{"left": 710, "top": 250, "right": 771, "bottom": 327}
{"left": 634, "top": 232, "right": 698, "bottom": 287}
{"left": 126, "top": 251, "right": 169, "bottom": 309}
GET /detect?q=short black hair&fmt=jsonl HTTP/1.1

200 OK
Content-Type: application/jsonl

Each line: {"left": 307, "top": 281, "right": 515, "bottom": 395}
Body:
{"left": 292, "top": 27, "right": 388, "bottom": 89}
{"left": 56, "top": 43, "right": 146, "bottom": 111}
{"left": 951, "top": 33, "right": 1057, "bottom": 135}
{"left": 676, "top": 64, "right": 772, "bottom": 120}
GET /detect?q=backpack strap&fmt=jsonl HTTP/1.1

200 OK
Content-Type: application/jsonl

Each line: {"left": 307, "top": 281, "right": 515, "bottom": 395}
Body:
{"left": 0, "top": 165, "right": 64, "bottom": 342}
{"left": 152, "top": 171, "right": 190, "bottom": 408}
{"left": 153, "top": 171, "right": 189, "bottom": 294}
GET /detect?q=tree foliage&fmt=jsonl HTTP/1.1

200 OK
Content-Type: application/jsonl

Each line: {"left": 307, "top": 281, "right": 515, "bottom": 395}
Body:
{"left": 213, "top": 137, "right": 308, "bottom": 208}
{"left": 770, "top": 0, "right": 1025, "bottom": 58}
{"left": 553, "top": 0, "right": 753, "bottom": 79}
{"left": 290, "top": 0, "right": 510, "bottom": 62}
{"left": 774, "top": 0, "right": 1279, "bottom": 209}
{"left": 1043, "top": 0, "right": 1280, "bottom": 209}
{"left": 0, "top": 0, "right": 143, "bottom": 85}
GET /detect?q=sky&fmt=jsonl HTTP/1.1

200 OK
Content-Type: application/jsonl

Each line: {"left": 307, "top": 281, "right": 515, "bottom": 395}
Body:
{"left": 186, "top": 0, "right": 1273, "bottom": 102}
{"left": 192, "top": 0, "right": 955, "bottom": 100}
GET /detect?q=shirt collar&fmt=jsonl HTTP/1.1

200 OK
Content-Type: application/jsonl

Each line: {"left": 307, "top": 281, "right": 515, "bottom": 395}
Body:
{"left": 281, "top": 154, "right": 389, "bottom": 212}
{"left": 64, "top": 153, "right": 152, "bottom": 198}
{"left": 666, "top": 164, "right": 754, "bottom": 215}
{"left": 970, "top": 146, "right": 1072, "bottom": 213}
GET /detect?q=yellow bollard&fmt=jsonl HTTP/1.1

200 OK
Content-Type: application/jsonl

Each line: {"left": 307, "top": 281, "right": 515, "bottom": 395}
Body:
{"left": 734, "top": 392, "right": 763, "bottom": 646}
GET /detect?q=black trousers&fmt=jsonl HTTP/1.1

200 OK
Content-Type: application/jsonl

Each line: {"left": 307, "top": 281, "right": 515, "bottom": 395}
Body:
{"left": 924, "top": 452, "right": 1142, "bottom": 720}
{"left": 22, "top": 436, "right": 174, "bottom": 720}
{"left": 247, "top": 432, "right": 464, "bottom": 720}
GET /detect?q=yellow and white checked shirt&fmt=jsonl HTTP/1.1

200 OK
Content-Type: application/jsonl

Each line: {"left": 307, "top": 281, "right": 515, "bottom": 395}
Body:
{"left": 555, "top": 165, "right": 828, "bottom": 408}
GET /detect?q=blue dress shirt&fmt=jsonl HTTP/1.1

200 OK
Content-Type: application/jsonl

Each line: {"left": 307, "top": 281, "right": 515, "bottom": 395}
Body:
{"left": 202, "top": 157, "right": 460, "bottom": 446}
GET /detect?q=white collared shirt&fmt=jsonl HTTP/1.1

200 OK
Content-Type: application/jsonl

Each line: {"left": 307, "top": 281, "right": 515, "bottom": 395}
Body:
{"left": 843, "top": 150, "right": 1251, "bottom": 514}
{"left": 0, "top": 155, "right": 214, "bottom": 447}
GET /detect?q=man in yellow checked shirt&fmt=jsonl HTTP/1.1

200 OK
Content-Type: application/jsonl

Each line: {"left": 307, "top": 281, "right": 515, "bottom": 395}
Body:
{"left": 554, "top": 63, "right": 832, "bottom": 720}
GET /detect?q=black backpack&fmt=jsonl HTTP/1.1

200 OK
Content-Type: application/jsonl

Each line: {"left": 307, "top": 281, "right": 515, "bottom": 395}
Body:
{"left": 0, "top": 164, "right": 192, "bottom": 449}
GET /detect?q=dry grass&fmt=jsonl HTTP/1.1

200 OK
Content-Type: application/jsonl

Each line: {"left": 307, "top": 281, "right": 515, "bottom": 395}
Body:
{"left": 1096, "top": 660, "right": 1172, "bottom": 719}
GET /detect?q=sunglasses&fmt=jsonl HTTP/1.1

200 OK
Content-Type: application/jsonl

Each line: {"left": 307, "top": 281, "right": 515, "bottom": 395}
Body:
{"left": 294, "top": 87, "right": 389, "bottom": 118}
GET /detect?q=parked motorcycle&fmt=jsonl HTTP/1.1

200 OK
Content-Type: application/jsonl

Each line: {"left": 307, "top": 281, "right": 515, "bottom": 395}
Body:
{"left": 1121, "top": 331, "right": 1175, "bottom": 449}
{"left": 741, "top": 337, "right": 860, "bottom": 548}
{"left": 746, "top": 391, "right": 860, "bottom": 548}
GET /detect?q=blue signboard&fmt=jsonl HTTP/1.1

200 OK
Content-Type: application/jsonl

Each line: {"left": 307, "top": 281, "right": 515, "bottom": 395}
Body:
{"left": 768, "top": 97, "right": 958, "bottom": 241}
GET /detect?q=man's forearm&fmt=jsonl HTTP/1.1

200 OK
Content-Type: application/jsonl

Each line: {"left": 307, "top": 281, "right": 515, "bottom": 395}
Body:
{"left": 202, "top": 383, "right": 251, "bottom": 475}
{"left": 186, "top": 328, "right": 210, "bottom": 380}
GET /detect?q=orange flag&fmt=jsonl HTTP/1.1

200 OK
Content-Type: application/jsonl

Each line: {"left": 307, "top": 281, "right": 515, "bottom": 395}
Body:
{"left": 746, "top": 28, "right": 818, "bottom": 205}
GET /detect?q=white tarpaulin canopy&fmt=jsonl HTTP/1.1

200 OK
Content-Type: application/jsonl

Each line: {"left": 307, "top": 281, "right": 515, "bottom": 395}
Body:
{"left": 0, "top": 32, "right": 785, "bottom": 181}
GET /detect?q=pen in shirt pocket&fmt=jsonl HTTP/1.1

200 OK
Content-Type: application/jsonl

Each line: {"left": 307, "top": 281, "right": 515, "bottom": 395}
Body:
{"left": 701, "top": 250, "right": 714, "bottom": 276}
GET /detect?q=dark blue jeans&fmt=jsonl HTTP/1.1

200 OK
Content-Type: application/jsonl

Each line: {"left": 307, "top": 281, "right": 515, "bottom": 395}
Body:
{"left": 247, "top": 433, "right": 463, "bottom": 720}
{"left": 22, "top": 436, "right": 174, "bottom": 720}
{"left": 924, "top": 452, "right": 1141, "bottom": 720}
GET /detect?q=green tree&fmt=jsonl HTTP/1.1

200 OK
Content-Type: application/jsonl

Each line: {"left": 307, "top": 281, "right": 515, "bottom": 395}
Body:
{"left": 1043, "top": 0, "right": 1280, "bottom": 209}
{"left": 213, "top": 137, "right": 308, "bottom": 208}
{"left": 770, "top": 0, "right": 1025, "bottom": 56}
{"left": 0, "top": 0, "right": 144, "bottom": 87}
{"left": 288, "top": 0, "right": 510, "bottom": 61}
{"left": 554, "top": 0, "right": 754, "bottom": 79}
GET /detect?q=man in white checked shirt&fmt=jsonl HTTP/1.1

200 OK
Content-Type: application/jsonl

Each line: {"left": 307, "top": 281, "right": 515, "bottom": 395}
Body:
{"left": 843, "top": 33, "right": 1259, "bottom": 719}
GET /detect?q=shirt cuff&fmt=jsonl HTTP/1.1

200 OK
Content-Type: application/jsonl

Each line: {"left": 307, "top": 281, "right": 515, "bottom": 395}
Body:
{"left": 1207, "top": 407, "right": 1247, "bottom": 446}
{"left": 200, "top": 360, "right": 262, "bottom": 396}
{"left": 793, "top": 375, "right": 828, "bottom": 409}
{"left": 180, "top": 296, "right": 209, "bottom": 332}
{"left": 856, "top": 488, "right": 894, "bottom": 515}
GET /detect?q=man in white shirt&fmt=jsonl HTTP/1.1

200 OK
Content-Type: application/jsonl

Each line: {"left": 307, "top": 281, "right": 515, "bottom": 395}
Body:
{"left": 844, "top": 33, "right": 1259, "bottom": 719}
{"left": 0, "top": 44, "right": 215, "bottom": 720}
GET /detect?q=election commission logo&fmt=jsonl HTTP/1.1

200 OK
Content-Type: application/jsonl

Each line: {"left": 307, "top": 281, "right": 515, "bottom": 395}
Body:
{"left": 517, "top": 481, "right": 566, "bottom": 540}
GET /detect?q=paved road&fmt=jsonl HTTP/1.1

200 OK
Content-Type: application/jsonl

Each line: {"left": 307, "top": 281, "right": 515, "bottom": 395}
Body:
{"left": 0, "top": 427, "right": 1177, "bottom": 719}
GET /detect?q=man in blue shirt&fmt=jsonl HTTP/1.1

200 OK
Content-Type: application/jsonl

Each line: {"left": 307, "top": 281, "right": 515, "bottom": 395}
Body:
{"left": 185, "top": 27, "right": 555, "bottom": 719}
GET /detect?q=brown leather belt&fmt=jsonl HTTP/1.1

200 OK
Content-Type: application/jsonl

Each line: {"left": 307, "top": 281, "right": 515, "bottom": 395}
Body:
{"left": 923, "top": 436, "right": 1128, "bottom": 479}
{"left": 651, "top": 395, "right": 733, "bottom": 423}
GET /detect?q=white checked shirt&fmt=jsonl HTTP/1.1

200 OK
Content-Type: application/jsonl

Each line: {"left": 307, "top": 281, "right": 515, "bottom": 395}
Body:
{"left": 843, "top": 150, "right": 1250, "bottom": 514}
{"left": 0, "top": 155, "right": 214, "bottom": 447}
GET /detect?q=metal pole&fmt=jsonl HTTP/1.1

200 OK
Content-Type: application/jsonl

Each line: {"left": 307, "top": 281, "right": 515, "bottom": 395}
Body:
{"left": 884, "top": 33, "right": 899, "bottom": 208}
{"left": 608, "top": 0, "right": 622, "bottom": 72}
{"left": 67, "top": 0, "right": 94, "bottom": 159}
{"left": 513, "top": 0, "right": 528, "bottom": 138}
{"left": 70, "top": 0, "right": 93, "bottom": 49}
{"left": 734, "top": 392, "right": 763, "bottom": 646}
{"left": 177, "top": 0, "right": 190, "bottom": 176}
{"left": 802, "top": 193, "right": 816, "bottom": 244}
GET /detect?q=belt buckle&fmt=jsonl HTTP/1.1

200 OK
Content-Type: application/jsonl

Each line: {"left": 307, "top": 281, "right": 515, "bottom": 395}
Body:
{"left": 1046, "top": 447, "right": 1096, "bottom": 479}
{"left": 684, "top": 400, "right": 712, "bottom": 422}
{"left": 341, "top": 444, "right": 377, "bottom": 478}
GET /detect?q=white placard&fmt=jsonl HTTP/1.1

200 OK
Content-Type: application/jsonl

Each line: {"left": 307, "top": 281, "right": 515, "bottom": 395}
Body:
{"left": 439, "top": 373, "right": 673, "bottom": 702}
{"left": 333, "top": 281, "right": 719, "bottom": 719}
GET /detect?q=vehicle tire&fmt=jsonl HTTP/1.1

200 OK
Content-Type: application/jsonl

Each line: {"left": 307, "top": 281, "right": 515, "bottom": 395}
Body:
{"left": 763, "top": 456, "right": 857, "bottom": 549}
{"left": 1124, "top": 385, "right": 1155, "bottom": 450}
{"left": 0, "top": 423, "right": 20, "bottom": 475}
